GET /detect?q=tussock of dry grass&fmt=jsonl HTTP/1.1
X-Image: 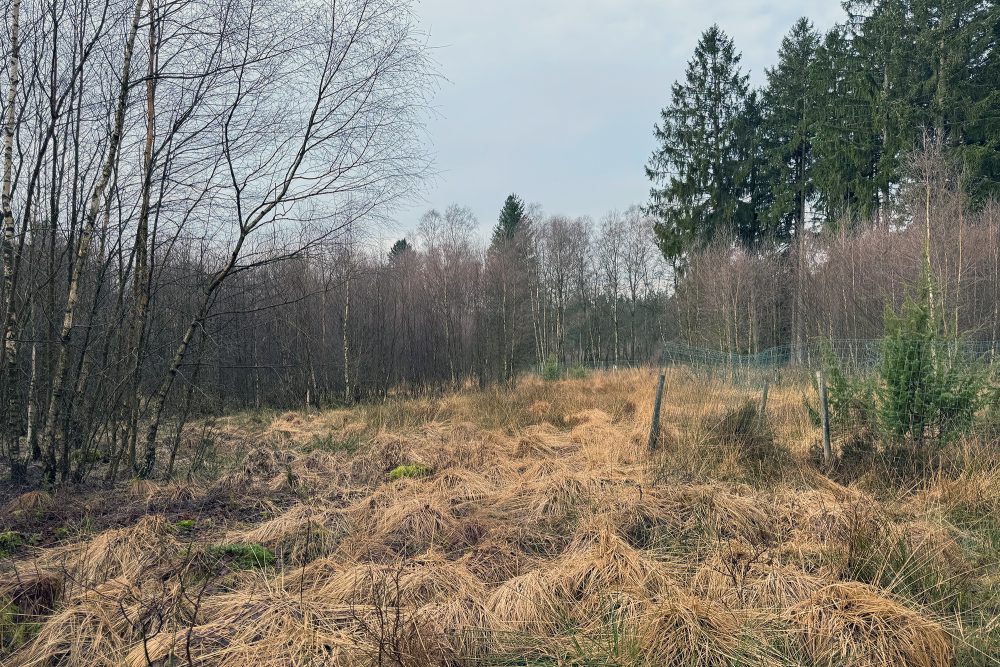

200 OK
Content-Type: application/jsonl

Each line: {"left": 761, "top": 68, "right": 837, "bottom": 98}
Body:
{"left": 692, "top": 543, "right": 825, "bottom": 610}
{"left": 557, "top": 516, "right": 670, "bottom": 600}
{"left": 675, "top": 484, "right": 778, "bottom": 543}
{"left": 787, "top": 581, "right": 953, "bottom": 667}
{"left": 396, "top": 551, "right": 486, "bottom": 606}
{"left": 485, "top": 569, "right": 570, "bottom": 635}
{"left": 36, "top": 515, "right": 178, "bottom": 593}
{"left": 0, "top": 567, "right": 63, "bottom": 618}
{"left": 229, "top": 502, "right": 347, "bottom": 563}
{"left": 636, "top": 586, "right": 742, "bottom": 666}
{"left": 126, "top": 587, "right": 367, "bottom": 667}
{"left": 2, "top": 368, "right": 989, "bottom": 666}
{"left": 4, "top": 490, "right": 54, "bottom": 517}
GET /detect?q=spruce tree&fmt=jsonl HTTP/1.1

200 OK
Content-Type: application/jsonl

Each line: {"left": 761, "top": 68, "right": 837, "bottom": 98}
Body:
{"left": 646, "top": 25, "right": 753, "bottom": 262}
{"left": 762, "top": 18, "right": 821, "bottom": 362}
{"left": 761, "top": 18, "right": 820, "bottom": 240}
{"left": 811, "top": 27, "right": 881, "bottom": 223}
{"left": 493, "top": 194, "right": 526, "bottom": 245}
{"left": 843, "top": 0, "right": 916, "bottom": 222}
{"left": 389, "top": 238, "right": 411, "bottom": 260}
{"left": 905, "top": 0, "right": 999, "bottom": 203}
{"left": 734, "top": 90, "right": 774, "bottom": 244}
{"left": 965, "top": 1, "right": 1000, "bottom": 201}
{"left": 843, "top": 1, "right": 999, "bottom": 209}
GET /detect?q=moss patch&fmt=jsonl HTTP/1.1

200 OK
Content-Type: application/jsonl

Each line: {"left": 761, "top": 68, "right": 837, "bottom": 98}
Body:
{"left": 207, "top": 542, "right": 275, "bottom": 569}
{"left": 389, "top": 463, "right": 432, "bottom": 480}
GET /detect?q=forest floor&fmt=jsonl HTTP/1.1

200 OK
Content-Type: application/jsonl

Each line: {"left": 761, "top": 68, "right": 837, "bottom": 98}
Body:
{"left": 2, "top": 369, "right": 1000, "bottom": 666}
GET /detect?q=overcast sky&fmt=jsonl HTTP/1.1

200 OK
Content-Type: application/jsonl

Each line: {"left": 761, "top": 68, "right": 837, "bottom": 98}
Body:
{"left": 390, "top": 0, "right": 846, "bottom": 240}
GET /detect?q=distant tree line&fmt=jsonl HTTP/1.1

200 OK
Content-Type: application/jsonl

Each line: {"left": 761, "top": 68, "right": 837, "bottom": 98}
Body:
{"left": 213, "top": 196, "right": 668, "bottom": 409}
{"left": 648, "top": 2, "right": 1000, "bottom": 358}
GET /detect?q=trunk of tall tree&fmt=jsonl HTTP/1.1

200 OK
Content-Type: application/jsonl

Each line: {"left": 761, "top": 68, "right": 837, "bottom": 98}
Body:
{"left": 166, "top": 326, "right": 207, "bottom": 479}
{"left": 500, "top": 272, "right": 508, "bottom": 381}
{"left": 611, "top": 295, "right": 619, "bottom": 367}
{"left": 880, "top": 63, "right": 891, "bottom": 226}
{"left": 139, "top": 232, "right": 246, "bottom": 478}
{"left": 991, "top": 210, "right": 999, "bottom": 360}
{"left": 794, "top": 148, "right": 807, "bottom": 364}
{"left": 66, "top": 199, "right": 115, "bottom": 482}
{"left": 126, "top": 0, "right": 158, "bottom": 474}
{"left": 25, "top": 340, "right": 38, "bottom": 460}
{"left": 343, "top": 273, "right": 351, "bottom": 402}
{"left": 41, "top": 0, "right": 143, "bottom": 481}
{"left": 1, "top": 0, "right": 22, "bottom": 479}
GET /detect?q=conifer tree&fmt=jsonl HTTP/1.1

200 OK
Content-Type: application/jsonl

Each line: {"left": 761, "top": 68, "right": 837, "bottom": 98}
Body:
{"left": 389, "top": 238, "right": 411, "bottom": 260}
{"left": 493, "top": 193, "right": 526, "bottom": 245}
{"left": 734, "top": 90, "right": 774, "bottom": 244}
{"left": 811, "top": 27, "right": 881, "bottom": 222}
{"left": 762, "top": 18, "right": 820, "bottom": 240}
{"left": 762, "top": 18, "right": 821, "bottom": 361}
{"left": 646, "top": 25, "right": 752, "bottom": 262}
{"left": 843, "top": 0, "right": 916, "bottom": 222}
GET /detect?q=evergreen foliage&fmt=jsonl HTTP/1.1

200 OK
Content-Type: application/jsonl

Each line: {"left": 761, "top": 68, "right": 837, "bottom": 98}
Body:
{"left": 493, "top": 194, "right": 527, "bottom": 245}
{"left": 818, "top": 269, "right": 987, "bottom": 474}
{"left": 646, "top": 25, "right": 752, "bottom": 261}
{"left": 648, "top": 2, "right": 1000, "bottom": 253}
{"left": 878, "top": 269, "right": 986, "bottom": 465}
{"left": 761, "top": 18, "right": 820, "bottom": 241}
{"left": 389, "top": 238, "right": 411, "bottom": 260}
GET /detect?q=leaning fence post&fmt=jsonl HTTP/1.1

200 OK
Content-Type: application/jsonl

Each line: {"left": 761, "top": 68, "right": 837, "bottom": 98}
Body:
{"left": 648, "top": 374, "right": 666, "bottom": 451}
{"left": 816, "top": 370, "right": 832, "bottom": 466}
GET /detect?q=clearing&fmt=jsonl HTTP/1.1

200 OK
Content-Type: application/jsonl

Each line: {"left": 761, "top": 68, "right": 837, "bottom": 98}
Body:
{"left": 2, "top": 369, "right": 999, "bottom": 666}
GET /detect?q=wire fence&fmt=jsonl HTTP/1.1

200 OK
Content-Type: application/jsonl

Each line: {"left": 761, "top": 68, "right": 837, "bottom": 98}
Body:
{"left": 532, "top": 338, "right": 1000, "bottom": 476}
{"left": 659, "top": 338, "right": 1000, "bottom": 377}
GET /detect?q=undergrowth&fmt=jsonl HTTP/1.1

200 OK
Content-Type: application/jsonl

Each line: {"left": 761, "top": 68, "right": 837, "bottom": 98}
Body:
{"left": 1, "top": 368, "right": 998, "bottom": 666}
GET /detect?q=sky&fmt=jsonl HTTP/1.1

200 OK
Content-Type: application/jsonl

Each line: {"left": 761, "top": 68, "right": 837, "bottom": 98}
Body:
{"left": 389, "top": 0, "right": 846, "bottom": 241}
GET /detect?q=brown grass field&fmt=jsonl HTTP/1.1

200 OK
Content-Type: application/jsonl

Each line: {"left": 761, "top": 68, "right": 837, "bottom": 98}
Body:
{"left": 2, "top": 369, "right": 1000, "bottom": 666}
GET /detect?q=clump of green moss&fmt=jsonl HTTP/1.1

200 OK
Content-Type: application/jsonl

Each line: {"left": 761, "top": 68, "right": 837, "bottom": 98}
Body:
{"left": 388, "top": 463, "right": 432, "bottom": 481}
{"left": 208, "top": 542, "right": 275, "bottom": 569}
{"left": 175, "top": 520, "right": 196, "bottom": 534}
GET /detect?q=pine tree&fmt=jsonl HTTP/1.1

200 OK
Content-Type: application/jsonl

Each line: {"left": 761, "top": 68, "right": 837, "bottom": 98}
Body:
{"left": 646, "top": 25, "right": 753, "bottom": 262}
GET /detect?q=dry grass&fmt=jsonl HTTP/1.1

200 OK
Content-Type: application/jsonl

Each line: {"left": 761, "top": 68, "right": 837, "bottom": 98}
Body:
{"left": 787, "top": 582, "right": 953, "bottom": 667}
{"left": 637, "top": 586, "right": 743, "bottom": 666}
{"left": 2, "top": 368, "right": 994, "bottom": 666}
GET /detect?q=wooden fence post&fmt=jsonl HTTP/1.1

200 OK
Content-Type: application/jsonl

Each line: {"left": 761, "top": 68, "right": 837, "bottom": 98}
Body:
{"left": 648, "top": 374, "right": 666, "bottom": 451}
{"left": 816, "top": 370, "right": 832, "bottom": 465}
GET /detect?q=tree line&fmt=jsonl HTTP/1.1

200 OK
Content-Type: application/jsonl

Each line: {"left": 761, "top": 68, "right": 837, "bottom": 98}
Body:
{"left": 0, "top": 0, "right": 431, "bottom": 484}
{"left": 3, "top": 0, "right": 1000, "bottom": 487}
{"left": 200, "top": 196, "right": 668, "bottom": 410}
{"left": 647, "top": 1, "right": 1000, "bottom": 358}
